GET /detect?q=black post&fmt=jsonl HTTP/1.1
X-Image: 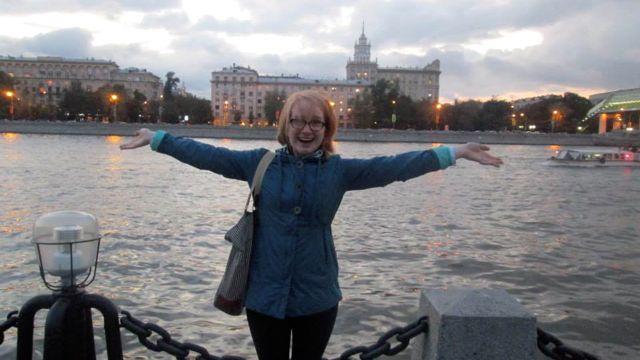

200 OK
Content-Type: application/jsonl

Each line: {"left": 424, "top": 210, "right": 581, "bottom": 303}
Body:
{"left": 17, "top": 294, "right": 57, "bottom": 360}
{"left": 15, "top": 292, "right": 123, "bottom": 360}
{"left": 43, "top": 293, "right": 96, "bottom": 360}
{"left": 81, "top": 293, "right": 123, "bottom": 360}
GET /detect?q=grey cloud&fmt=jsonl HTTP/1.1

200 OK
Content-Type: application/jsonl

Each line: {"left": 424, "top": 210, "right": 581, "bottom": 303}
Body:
{"left": 22, "top": 28, "right": 93, "bottom": 58}
{"left": 3, "top": 0, "right": 640, "bottom": 101}
{"left": 140, "top": 10, "right": 191, "bottom": 31}
{"left": 0, "top": 0, "right": 180, "bottom": 14}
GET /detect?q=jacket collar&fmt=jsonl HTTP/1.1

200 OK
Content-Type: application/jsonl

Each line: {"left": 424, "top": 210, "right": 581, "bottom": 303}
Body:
{"left": 277, "top": 146, "right": 324, "bottom": 162}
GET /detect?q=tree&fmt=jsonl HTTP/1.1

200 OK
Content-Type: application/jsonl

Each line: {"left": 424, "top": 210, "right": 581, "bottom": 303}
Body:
{"left": 59, "top": 81, "right": 101, "bottom": 120}
{"left": 95, "top": 84, "right": 128, "bottom": 122}
{"left": 349, "top": 90, "right": 375, "bottom": 128}
{"left": 163, "top": 72, "right": 180, "bottom": 101}
{"left": 561, "top": 92, "right": 593, "bottom": 133}
{"left": 125, "top": 90, "right": 147, "bottom": 123}
{"left": 161, "top": 72, "right": 181, "bottom": 123}
{"left": 370, "top": 79, "right": 399, "bottom": 128}
{"left": 174, "top": 93, "right": 212, "bottom": 124}
{"left": 478, "top": 100, "right": 511, "bottom": 131}
{"left": 448, "top": 100, "right": 482, "bottom": 131}
{"left": 394, "top": 95, "right": 417, "bottom": 130}
{"left": 264, "top": 90, "right": 286, "bottom": 125}
{"left": 0, "top": 71, "right": 15, "bottom": 119}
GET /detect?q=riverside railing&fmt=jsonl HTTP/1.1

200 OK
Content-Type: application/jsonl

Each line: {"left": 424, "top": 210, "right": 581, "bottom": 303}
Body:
{"left": 0, "top": 211, "right": 602, "bottom": 359}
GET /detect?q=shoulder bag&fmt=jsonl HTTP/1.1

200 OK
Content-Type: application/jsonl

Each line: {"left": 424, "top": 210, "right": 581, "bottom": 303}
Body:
{"left": 214, "top": 150, "right": 275, "bottom": 315}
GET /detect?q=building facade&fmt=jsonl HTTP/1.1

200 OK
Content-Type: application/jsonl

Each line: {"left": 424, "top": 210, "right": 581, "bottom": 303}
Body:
{"left": 0, "top": 55, "right": 162, "bottom": 108}
{"left": 588, "top": 88, "right": 640, "bottom": 134}
{"left": 210, "top": 29, "right": 440, "bottom": 127}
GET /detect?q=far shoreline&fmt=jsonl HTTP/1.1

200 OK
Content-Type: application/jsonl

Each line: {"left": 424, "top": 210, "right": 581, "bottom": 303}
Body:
{"left": 1, "top": 120, "right": 639, "bottom": 147}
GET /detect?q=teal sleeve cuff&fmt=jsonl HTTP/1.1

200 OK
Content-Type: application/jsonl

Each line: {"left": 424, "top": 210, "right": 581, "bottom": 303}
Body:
{"left": 150, "top": 130, "right": 167, "bottom": 151}
{"left": 433, "top": 146, "right": 456, "bottom": 169}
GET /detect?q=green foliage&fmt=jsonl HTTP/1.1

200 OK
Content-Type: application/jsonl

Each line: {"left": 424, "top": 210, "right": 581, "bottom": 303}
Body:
{"left": 0, "top": 71, "right": 16, "bottom": 118}
{"left": 125, "top": 90, "right": 147, "bottom": 123}
{"left": 161, "top": 72, "right": 181, "bottom": 123}
{"left": 174, "top": 93, "right": 212, "bottom": 124}
{"left": 59, "top": 81, "right": 100, "bottom": 120}
{"left": 163, "top": 72, "right": 180, "bottom": 101}
{"left": 370, "top": 79, "right": 400, "bottom": 127}
{"left": 349, "top": 89, "right": 375, "bottom": 128}
{"left": 517, "top": 93, "right": 594, "bottom": 133}
{"left": 478, "top": 100, "right": 512, "bottom": 131}
{"left": 447, "top": 100, "right": 482, "bottom": 131}
{"left": 264, "top": 90, "right": 286, "bottom": 125}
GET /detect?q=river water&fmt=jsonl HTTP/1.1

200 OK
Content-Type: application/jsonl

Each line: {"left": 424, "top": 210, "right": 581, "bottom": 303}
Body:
{"left": 0, "top": 133, "right": 638, "bottom": 359}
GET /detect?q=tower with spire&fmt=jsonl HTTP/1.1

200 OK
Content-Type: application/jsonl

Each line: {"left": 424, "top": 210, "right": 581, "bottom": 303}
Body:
{"left": 346, "top": 22, "right": 378, "bottom": 81}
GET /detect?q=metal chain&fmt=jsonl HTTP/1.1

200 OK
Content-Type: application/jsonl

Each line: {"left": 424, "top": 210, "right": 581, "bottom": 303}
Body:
{"left": 119, "top": 310, "right": 600, "bottom": 360}
{"left": 325, "top": 316, "right": 429, "bottom": 360}
{"left": 537, "top": 327, "right": 601, "bottom": 360}
{"left": 0, "top": 311, "right": 19, "bottom": 345}
{"left": 120, "top": 310, "right": 245, "bottom": 360}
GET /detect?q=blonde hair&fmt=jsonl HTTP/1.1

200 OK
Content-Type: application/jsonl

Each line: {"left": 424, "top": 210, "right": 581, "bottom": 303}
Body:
{"left": 276, "top": 90, "right": 337, "bottom": 154}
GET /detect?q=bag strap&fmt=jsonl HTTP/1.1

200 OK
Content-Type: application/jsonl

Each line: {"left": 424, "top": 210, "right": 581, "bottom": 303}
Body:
{"left": 244, "top": 151, "right": 275, "bottom": 211}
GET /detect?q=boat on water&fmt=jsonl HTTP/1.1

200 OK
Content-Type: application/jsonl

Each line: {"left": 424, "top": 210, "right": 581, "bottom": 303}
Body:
{"left": 546, "top": 147, "right": 640, "bottom": 167}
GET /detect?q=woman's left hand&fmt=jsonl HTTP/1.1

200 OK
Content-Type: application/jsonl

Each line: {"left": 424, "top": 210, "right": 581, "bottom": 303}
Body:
{"left": 454, "top": 143, "right": 503, "bottom": 167}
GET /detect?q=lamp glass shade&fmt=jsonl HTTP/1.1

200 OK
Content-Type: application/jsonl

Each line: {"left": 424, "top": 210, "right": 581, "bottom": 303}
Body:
{"left": 32, "top": 211, "right": 100, "bottom": 278}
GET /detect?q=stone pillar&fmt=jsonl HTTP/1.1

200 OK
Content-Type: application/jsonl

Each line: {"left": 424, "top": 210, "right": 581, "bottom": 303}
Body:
{"left": 599, "top": 113, "right": 608, "bottom": 134}
{"left": 412, "top": 288, "right": 536, "bottom": 360}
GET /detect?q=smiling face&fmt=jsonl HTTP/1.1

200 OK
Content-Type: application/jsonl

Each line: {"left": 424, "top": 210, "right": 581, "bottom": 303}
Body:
{"left": 286, "top": 99, "right": 326, "bottom": 157}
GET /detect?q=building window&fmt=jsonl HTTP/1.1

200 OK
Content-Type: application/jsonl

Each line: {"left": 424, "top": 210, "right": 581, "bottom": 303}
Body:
{"left": 215, "top": 105, "right": 219, "bottom": 109}
{"left": 257, "top": 99, "right": 262, "bottom": 104}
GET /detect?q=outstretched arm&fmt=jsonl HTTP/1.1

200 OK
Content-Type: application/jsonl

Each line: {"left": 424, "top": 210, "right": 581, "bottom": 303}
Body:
{"left": 119, "top": 128, "right": 155, "bottom": 150}
{"left": 341, "top": 143, "right": 502, "bottom": 191}
{"left": 453, "top": 143, "right": 503, "bottom": 167}
{"left": 120, "top": 128, "right": 265, "bottom": 182}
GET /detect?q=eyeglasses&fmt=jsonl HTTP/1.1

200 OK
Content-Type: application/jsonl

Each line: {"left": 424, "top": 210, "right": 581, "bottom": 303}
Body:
{"left": 290, "top": 118, "right": 325, "bottom": 131}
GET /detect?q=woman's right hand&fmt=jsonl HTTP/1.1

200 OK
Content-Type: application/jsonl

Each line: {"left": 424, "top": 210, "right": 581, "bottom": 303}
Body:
{"left": 120, "top": 128, "right": 155, "bottom": 150}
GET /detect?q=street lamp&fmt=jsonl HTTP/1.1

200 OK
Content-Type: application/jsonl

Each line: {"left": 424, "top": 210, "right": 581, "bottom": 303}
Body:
{"left": 17, "top": 210, "right": 124, "bottom": 359}
{"left": 391, "top": 100, "right": 397, "bottom": 129}
{"left": 32, "top": 211, "right": 101, "bottom": 291}
{"left": 109, "top": 94, "right": 119, "bottom": 123}
{"left": 551, "top": 110, "right": 561, "bottom": 133}
{"left": 435, "top": 103, "right": 442, "bottom": 130}
{"left": 223, "top": 100, "right": 229, "bottom": 126}
{"left": 5, "top": 90, "right": 14, "bottom": 120}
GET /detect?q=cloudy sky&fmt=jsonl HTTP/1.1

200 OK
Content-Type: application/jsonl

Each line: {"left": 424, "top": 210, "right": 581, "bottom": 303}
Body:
{"left": 1, "top": 0, "right": 638, "bottom": 102}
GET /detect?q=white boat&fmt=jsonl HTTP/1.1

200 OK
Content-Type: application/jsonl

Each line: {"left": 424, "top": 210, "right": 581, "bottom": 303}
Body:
{"left": 546, "top": 148, "right": 640, "bottom": 167}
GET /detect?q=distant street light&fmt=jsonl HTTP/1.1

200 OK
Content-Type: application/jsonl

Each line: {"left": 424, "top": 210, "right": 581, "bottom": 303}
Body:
{"left": 109, "top": 94, "right": 119, "bottom": 123}
{"left": 5, "top": 90, "right": 15, "bottom": 120}
{"left": 435, "top": 103, "right": 442, "bottom": 130}
{"left": 391, "top": 99, "right": 397, "bottom": 129}
{"left": 551, "top": 110, "right": 561, "bottom": 133}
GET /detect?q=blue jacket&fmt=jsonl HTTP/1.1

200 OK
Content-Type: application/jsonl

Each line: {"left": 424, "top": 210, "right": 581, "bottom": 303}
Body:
{"left": 151, "top": 131, "right": 455, "bottom": 319}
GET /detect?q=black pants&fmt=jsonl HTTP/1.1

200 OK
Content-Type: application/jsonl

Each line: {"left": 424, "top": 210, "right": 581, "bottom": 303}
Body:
{"left": 246, "top": 305, "right": 338, "bottom": 360}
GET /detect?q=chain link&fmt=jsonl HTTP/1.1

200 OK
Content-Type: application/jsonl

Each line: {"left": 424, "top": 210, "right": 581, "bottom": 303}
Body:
{"left": 0, "top": 310, "right": 19, "bottom": 345}
{"left": 120, "top": 310, "right": 245, "bottom": 360}
{"left": 326, "top": 316, "right": 429, "bottom": 360}
{"left": 537, "top": 327, "right": 601, "bottom": 360}
{"left": 118, "top": 310, "right": 599, "bottom": 360}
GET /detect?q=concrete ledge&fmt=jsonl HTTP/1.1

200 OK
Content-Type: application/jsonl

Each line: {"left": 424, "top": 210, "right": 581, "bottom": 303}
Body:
{"left": 412, "top": 288, "right": 536, "bottom": 360}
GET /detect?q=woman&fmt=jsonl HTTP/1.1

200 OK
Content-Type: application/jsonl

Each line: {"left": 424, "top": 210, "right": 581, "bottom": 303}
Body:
{"left": 120, "top": 90, "right": 502, "bottom": 360}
